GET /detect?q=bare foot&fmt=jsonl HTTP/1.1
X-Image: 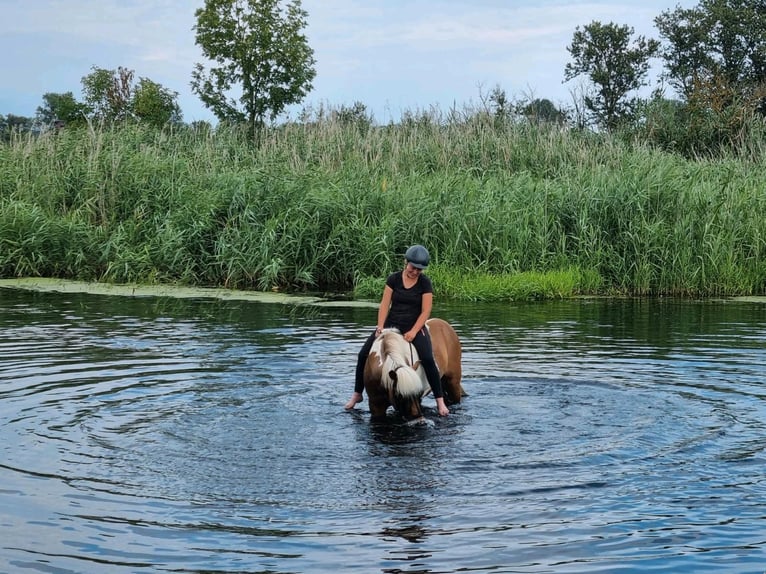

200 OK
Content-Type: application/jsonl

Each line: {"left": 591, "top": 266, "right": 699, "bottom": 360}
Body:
{"left": 435, "top": 398, "right": 450, "bottom": 417}
{"left": 344, "top": 392, "right": 363, "bottom": 410}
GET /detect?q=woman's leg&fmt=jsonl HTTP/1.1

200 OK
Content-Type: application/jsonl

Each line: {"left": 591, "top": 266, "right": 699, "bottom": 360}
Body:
{"left": 412, "top": 329, "right": 449, "bottom": 416}
{"left": 345, "top": 330, "right": 377, "bottom": 409}
{"left": 411, "top": 329, "right": 443, "bottom": 398}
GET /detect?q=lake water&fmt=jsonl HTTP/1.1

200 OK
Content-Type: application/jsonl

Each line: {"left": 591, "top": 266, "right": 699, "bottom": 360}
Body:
{"left": 1, "top": 287, "right": 765, "bottom": 573}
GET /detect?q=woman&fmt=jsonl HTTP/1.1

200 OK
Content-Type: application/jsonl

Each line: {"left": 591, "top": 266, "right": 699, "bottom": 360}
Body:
{"left": 344, "top": 244, "right": 449, "bottom": 417}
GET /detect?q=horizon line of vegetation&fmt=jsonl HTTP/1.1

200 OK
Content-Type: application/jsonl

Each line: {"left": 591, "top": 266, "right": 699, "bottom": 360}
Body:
{"left": 1, "top": 115, "right": 765, "bottom": 301}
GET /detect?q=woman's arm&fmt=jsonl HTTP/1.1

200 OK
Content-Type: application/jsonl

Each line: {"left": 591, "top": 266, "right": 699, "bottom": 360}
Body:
{"left": 376, "top": 285, "right": 393, "bottom": 333}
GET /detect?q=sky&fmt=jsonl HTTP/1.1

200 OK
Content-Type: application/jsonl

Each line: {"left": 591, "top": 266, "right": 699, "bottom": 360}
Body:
{"left": 1, "top": 0, "right": 698, "bottom": 125}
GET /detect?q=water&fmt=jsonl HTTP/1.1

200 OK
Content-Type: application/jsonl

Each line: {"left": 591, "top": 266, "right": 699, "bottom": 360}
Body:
{"left": 1, "top": 288, "right": 765, "bottom": 573}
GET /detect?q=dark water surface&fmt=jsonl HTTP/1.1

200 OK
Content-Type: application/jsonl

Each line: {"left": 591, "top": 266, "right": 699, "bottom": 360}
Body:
{"left": 1, "top": 288, "right": 765, "bottom": 573}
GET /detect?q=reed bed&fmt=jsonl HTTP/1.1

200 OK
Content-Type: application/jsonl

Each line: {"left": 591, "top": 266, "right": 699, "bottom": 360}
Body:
{"left": 1, "top": 117, "right": 764, "bottom": 300}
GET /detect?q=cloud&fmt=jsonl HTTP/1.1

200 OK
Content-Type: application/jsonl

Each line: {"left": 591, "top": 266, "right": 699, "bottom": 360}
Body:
{"left": 1, "top": 0, "right": 697, "bottom": 122}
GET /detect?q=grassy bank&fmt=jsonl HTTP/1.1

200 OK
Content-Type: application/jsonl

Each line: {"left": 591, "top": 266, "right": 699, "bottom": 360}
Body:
{"left": 1, "top": 118, "right": 764, "bottom": 301}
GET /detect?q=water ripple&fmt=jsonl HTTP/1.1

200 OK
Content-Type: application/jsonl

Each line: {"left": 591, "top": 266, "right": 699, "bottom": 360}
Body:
{"left": 1, "top": 292, "right": 765, "bottom": 573}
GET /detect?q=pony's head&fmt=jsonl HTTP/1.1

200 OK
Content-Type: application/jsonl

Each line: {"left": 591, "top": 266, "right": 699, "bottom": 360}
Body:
{"left": 379, "top": 331, "right": 421, "bottom": 395}
{"left": 378, "top": 330, "right": 427, "bottom": 420}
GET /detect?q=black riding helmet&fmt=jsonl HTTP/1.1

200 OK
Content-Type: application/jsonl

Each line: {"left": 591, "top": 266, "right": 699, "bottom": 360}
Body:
{"left": 405, "top": 244, "right": 430, "bottom": 269}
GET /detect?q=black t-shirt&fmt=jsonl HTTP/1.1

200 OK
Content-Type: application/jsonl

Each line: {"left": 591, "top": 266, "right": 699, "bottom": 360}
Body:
{"left": 383, "top": 271, "right": 433, "bottom": 332}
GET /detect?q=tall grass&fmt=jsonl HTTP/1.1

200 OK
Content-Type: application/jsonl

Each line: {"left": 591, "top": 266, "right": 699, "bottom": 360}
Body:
{"left": 1, "top": 114, "right": 764, "bottom": 300}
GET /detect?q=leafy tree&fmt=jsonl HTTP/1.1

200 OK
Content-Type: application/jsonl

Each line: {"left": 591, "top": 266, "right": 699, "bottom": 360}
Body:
{"left": 132, "top": 78, "right": 183, "bottom": 126}
{"left": 81, "top": 66, "right": 133, "bottom": 122}
{"left": 191, "top": 0, "right": 316, "bottom": 130}
{"left": 332, "top": 101, "right": 373, "bottom": 132}
{"left": 36, "top": 92, "right": 89, "bottom": 127}
{"left": 487, "top": 85, "right": 512, "bottom": 122}
{"left": 653, "top": 1, "right": 766, "bottom": 155}
{"left": 81, "top": 66, "right": 182, "bottom": 126}
{"left": 565, "top": 21, "right": 660, "bottom": 130}
{"left": 2, "top": 114, "right": 34, "bottom": 131}
{"left": 519, "top": 98, "right": 567, "bottom": 125}
{"left": 655, "top": 0, "right": 766, "bottom": 99}
{"left": 654, "top": 6, "right": 712, "bottom": 99}
{"left": 0, "top": 114, "right": 34, "bottom": 142}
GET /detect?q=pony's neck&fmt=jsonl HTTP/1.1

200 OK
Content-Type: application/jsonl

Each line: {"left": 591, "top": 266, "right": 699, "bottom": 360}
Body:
{"left": 382, "top": 331, "right": 413, "bottom": 366}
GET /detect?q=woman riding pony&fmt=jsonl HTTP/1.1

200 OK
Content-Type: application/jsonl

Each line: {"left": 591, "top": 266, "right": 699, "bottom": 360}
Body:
{"left": 344, "top": 244, "right": 449, "bottom": 417}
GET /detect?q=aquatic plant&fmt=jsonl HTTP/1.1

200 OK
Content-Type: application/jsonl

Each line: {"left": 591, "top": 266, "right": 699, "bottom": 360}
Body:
{"left": 0, "top": 116, "right": 764, "bottom": 299}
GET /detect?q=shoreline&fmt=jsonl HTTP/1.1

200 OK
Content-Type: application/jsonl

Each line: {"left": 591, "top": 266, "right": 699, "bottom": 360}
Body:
{"left": 0, "top": 277, "right": 378, "bottom": 308}
{"left": 1, "top": 277, "right": 764, "bottom": 305}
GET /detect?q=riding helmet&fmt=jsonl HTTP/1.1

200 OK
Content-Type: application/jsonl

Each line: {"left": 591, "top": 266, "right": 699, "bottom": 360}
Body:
{"left": 405, "top": 244, "right": 430, "bottom": 269}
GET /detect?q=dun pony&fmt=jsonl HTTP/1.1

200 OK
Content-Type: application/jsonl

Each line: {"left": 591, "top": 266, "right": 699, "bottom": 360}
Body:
{"left": 363, "top": 318, "right": 463, "bottom": 420}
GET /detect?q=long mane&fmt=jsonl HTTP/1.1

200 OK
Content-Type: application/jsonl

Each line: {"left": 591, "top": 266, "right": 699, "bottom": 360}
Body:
{"left": 379, "top": 329, "right": 424, "bottom": 397}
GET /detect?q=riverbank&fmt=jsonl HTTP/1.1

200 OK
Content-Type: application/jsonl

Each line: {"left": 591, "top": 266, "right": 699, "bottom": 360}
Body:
{"left": 2, "top": 277, "right": 764, "bottom": 305}
{"left": 0, "top": 278, "right": 376, "bottom": 308}
{"left": 2, "top": 121, "right": 765, "bottom": 298}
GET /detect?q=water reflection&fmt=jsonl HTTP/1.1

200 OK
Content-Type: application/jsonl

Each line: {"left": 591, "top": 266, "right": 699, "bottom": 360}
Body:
{"left": 1, "top": 288, "right": 765, "bottom": 573}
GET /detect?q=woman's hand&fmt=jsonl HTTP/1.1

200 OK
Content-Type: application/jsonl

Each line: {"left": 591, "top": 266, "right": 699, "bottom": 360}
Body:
{"left": 403, "top": 329, "right": 416, "bottom": 342}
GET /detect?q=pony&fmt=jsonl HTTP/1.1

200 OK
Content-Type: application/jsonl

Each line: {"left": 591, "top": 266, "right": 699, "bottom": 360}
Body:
{"left": 363, "top": 318, "right": 463, "bottom": 420}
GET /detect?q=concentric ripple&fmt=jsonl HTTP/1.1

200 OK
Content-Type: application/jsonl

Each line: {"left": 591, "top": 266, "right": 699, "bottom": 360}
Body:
{"left": 1, "top": 291, "right": 765, "bottom": 573}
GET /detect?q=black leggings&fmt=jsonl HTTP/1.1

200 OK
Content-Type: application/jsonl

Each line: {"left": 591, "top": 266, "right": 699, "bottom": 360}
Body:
{"left": 354, "top": 327, "right": 443, "bottom": 398}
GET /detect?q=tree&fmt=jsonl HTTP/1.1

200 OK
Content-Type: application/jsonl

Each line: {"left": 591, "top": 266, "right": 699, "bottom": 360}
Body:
{"left": 191, "top": 0, "right": 316, "bottom": 130}
{"left": 36, "top": 92, "right": 89, "bottom": 127}
{"left": 487, "top": 85, "right": 512, "bottom": 122}
{"left": 564, "top": 21, "right": 660, "bottom": 130}
{"left": 81, "top": 66, "right": 133, "bottom": 122}
{"left": 132, "top": 78, "right": 183, "bottom": 127}
{"left": 654, "top": 5, "right": 713, "bottom": 99}
{"left": 0, "top": 114, "right": 34, "bottom": 141}
{"left": 332, "top": 101, "right": 373, "bottom": 132}
{"left": 655, "top": 0, "right": 766, "bottom": 99}
{"left": 519, "top": 98, "right": 567, "bottom": 125}
{"left": 81, "top": 66, "right": 182, "bottom": 126}
{"left": 653, "top": 1, "right": 766, "bottom": 155}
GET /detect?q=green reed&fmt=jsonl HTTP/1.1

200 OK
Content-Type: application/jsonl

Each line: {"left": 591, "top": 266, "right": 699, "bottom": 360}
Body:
{"left": 0, "top": 115, "right": 764, "bottom": 300}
